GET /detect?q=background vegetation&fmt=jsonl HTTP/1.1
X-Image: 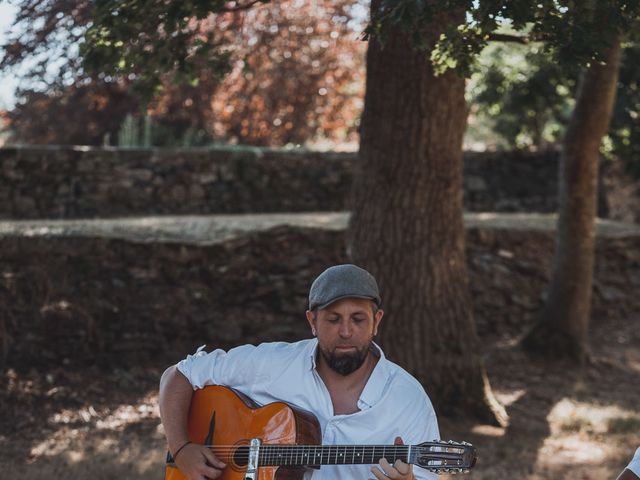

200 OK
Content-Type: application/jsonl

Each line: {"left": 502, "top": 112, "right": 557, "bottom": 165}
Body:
{"left": 1, "top": 0, "right": 638, "bottom": 179}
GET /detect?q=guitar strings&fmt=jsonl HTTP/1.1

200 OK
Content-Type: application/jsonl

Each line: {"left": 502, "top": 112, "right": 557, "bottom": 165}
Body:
{"left": 186, "top": 445, "right": 455, "bottom": 454}
{"left": 192, "top": 445, "right": 412, "bottom": 455}
{"left": 189, "top": 446, "right": 453, "bottom": 453}
{"left": 195, "top": 445, "right": 412, "bottom": 452}
{"left": 207, "top": 447, "right": 411, "bottom": 463}
{"left": 179, "top": 445, "right": 451, "bottom": 463}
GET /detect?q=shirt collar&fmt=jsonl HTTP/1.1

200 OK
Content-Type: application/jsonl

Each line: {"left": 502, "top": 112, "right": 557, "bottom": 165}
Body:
{"left": 308, "top": 338, "right": 319, "bottom": 371}
{"left": 358, "top": 341, "right": 390, "bottom": 409}
{"left": 307, "top": 339, "right": 391, "bottom": 409}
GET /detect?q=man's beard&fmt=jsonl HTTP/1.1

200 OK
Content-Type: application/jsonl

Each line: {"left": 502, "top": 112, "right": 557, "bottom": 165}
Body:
{"left": 319, "top": 343, "right": 371, "bottom": 376}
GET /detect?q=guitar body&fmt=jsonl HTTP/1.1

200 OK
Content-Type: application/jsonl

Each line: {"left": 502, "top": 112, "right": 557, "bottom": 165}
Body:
{"left": 165, "top": 385, "right": 322, "bottom": 480}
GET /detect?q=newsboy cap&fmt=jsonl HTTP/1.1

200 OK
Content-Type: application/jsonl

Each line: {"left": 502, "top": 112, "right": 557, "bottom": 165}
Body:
{"left": 308, "top": 264, "right": 381, "bottom": 311}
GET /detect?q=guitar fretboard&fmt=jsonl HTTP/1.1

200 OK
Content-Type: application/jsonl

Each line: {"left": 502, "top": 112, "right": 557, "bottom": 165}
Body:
{"left": 254, "top": 445, "right": 410, "bottom": 467}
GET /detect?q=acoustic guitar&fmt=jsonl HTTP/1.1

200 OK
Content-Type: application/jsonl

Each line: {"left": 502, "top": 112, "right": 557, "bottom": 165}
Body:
{"left": 165, "top": 385, "right": 476, "bottom": 480}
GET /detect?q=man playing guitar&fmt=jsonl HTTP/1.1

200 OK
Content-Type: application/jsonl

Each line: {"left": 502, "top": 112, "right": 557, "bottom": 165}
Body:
{"left": 159, "top": 264, "right": 440, "bottom": 479}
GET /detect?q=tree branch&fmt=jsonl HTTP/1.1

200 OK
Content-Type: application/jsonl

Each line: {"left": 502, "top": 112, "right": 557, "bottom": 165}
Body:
{"left": 221, "top": 0, "right": 266, "bottom": 12}
{"left": 487, "top": 33, "right": 529, "bottom": 44}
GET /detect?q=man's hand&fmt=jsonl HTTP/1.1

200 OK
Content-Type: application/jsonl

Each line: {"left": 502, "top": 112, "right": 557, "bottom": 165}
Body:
{"left": 370, "top": 436, "right": 414, "bottom": 480}
{"left": 174, "top": 443, "right": 226, "bottom": 480}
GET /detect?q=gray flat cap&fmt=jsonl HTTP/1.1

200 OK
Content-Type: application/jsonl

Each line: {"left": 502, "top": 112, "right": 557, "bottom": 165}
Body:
{"left": 308, "top": 264, "right": 381, "bottom": 311}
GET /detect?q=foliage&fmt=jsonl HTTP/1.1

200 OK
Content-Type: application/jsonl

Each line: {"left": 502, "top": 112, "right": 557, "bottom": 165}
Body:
{"left": 365, "top": 1, "right": 637, "bottom": 76}
{"left": 74, "top": 0, "right": 640, "bottom": 147}
{"left": 4, "top": 1, "right": 638, "bottom": 149}
{"left": 0, "top": 0, "right": 92, "bottom": 88}
{"left": 207, "top": 2, "right": 365, "bottom": 146}
{"left": 5, "top": 81, "right": 138, "bottom": 146}
{"left": 468, "top": 38, "right": 640, "bottom": 177}
{"left": 82, "top": 0, "right": 366, "bottom": 146}
{"left": 3, "top": 76, "right": 223, "bottom": 146}
{"left": 609, "top": 41, "right": 640, "bottom": 177}
{"left": 467, "top": 42, "right": 578, "bottom": 150}
{"left": 1, "top": 0, "right": 365, "bottom": 146}
{"left": 81, "top": 0, "right": 246, "bottom": 101}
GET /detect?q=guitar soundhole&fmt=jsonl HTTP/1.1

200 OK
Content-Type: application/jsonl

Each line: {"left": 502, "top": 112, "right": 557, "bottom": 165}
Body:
{"left": 233, "top": 446, "right": 250, "bottom": 467}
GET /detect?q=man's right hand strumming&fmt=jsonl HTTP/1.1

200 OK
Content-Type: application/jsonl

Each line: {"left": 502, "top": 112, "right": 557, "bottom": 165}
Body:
{"left": 161, "top": 365, "right": 226, "bottom": 480}
{"left": 172, "top": 442, "right": 226, "bottom": 480}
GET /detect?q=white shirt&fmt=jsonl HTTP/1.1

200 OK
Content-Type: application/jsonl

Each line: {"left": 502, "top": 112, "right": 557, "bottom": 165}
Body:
{"left": 628, "top": 447, "right": 640, "bottom": 476}
{"left": 178, "top": 339, "right": 440, "bottom": 480}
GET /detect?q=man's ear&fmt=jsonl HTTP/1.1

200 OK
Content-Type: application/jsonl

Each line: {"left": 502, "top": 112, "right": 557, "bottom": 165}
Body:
{"left": 373, "top": 309, "right": 384, "bottom": 336}
{"left": 306, "top": 310, "right": 316, "bottom": 333}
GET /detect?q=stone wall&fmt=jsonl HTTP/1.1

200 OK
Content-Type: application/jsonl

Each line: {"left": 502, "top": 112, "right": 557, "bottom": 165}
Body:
{"left": 0, "top": 145, "right": 612, "bottom": 219}
{"left": 0, "top": 146, "right": 353, "bottom": 219}
{"left": 2, "top": 225, "right": 637, "bottom": 369}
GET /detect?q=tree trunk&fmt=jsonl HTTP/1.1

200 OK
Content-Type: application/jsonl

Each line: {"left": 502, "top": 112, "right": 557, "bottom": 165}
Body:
{"left": 347, "top": 5, "right": 507, "bottom": 426}
{"left": 522, "top": 38, "right": 621, "bottom": 363}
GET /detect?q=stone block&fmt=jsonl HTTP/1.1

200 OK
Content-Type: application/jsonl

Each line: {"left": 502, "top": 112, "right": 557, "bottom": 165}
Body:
{"left": 465, "top": 175, "right": 488, "bottom": 192}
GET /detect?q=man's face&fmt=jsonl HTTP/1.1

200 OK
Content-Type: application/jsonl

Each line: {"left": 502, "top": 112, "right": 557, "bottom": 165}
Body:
{"left": 306, "top": 298, "right": 383, "bottom": 376}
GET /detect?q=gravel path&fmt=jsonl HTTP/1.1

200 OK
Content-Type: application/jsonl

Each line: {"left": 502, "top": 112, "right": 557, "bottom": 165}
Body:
{"left": 1, "top": 212, "right": 639, "bottom": 245}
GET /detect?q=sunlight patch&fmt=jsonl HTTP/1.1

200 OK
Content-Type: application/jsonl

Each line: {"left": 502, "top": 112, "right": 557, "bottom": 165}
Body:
{"left": 471, "top": 424, "right": 505, "bottom": 437}
{"left": 547, "top": 398, "right": 640, "bottom": 435}
{"left": 493, "top": 388, "right": 526, "bottom": 406}
{"left": 34, "top": 392, "right": 161, "bottom": 462}
{"left": 95, "top": 400, "right": 157, "bottom": 430}
{"left": 47, "top": 392, "right": 159, "bottom": 430}
{"left": 539, "top": 437, "right": 606, "bottom": 465}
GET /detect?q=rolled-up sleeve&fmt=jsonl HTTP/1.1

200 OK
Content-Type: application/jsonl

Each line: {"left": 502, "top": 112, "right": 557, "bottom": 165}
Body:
{"left": 177, "top": 344, "right": 266, "bottom": 390}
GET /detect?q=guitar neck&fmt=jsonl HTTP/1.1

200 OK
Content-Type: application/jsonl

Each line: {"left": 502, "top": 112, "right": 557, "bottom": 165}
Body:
{"left": 255, "top": 444, "right": 410, "bottom": 467}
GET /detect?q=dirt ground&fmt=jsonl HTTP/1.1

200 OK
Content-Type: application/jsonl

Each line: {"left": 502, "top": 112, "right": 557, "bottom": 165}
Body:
{"left": 1, "top": 225, "right": 639, "bottom": 479}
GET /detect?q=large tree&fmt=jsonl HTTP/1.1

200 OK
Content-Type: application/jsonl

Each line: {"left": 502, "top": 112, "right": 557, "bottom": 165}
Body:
{"left": 522, "top": 37, "right": 622, "bottom": 362}
{"left": 455, "top": 7, "right": 639, "bottom": 360}
{"left": 408, "top": 1, "right": 635, "bottom": 364}
{"left": 348, "top": 1, "right": 505, "bottom": 423}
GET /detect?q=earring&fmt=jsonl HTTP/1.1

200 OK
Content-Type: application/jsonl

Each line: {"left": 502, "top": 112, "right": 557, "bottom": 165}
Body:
{"left": 312, "top": 328, "right": 316, "bottom": 336}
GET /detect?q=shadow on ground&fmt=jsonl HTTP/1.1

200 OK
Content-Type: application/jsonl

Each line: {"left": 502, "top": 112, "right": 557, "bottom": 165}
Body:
{"left": 1, "top": 226, "right": 639, "bottom": 479}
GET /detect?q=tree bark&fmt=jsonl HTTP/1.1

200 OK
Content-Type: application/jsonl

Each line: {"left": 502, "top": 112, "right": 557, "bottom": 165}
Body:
{"left": 348, "top": 5, "right": 507, "bottom": 426}
{"left": 522, "top": 38, "right": 621, "bottom": 363}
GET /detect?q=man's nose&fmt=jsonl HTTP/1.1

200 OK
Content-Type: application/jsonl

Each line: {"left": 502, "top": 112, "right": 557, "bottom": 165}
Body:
{"left": 339, "top": 322, "right": 352, "bottom": 337}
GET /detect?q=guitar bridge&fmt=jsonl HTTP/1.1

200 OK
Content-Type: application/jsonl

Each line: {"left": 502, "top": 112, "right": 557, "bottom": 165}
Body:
{"left": 244, "top": 438, "right": 261, "bottom": 480}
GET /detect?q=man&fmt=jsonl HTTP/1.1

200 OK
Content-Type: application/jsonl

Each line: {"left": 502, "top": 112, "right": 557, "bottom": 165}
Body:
{"left": 616, "top": 447, "right": 640, "bottom": 480}
{"left": 159, "top": 264, "right": 440, "bottom": 480}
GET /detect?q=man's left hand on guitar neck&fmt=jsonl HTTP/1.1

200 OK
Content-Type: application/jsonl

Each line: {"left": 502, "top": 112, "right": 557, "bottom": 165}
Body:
{"left": 370, "top": 437, "right": 414, "bottom": 480}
